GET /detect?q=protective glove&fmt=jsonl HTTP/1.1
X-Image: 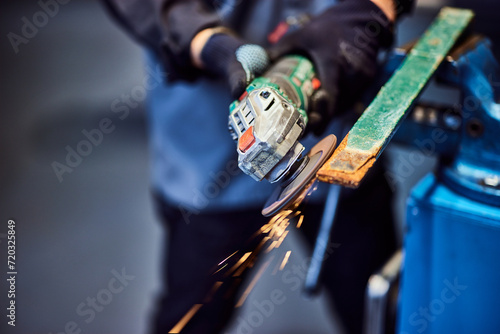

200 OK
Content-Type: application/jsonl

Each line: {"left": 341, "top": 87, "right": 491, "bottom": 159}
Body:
{"left": 268, "top": 0, "right": 394, "bottom": 135}
{"left": 200, "top": 32, "right": 270, "bottom": 98}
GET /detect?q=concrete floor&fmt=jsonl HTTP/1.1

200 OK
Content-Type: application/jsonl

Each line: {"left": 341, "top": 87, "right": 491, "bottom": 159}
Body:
{"left": 0, "top": 1, "right": 464, "bottom": 333}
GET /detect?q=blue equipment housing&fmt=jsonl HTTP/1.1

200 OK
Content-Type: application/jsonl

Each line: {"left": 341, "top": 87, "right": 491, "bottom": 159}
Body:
{"left": 397, "top": 37, "right": 500, "bottom": 333}
{"left": 399, "top": 174, "right": 500, "bottom": 333}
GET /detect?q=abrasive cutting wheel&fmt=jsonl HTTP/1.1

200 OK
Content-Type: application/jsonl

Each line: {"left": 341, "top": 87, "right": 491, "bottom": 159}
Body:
{"left": 262, "top": 134, "right": 337, "bottom": 217}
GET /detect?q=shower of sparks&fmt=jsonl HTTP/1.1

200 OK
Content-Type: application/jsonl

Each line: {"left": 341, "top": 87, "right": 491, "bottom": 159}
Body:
{"left": 224, "top": 208, "right": 307, "bottom": 306}
{"left": 172, "top": 191, "right": 315, "bottom": 332}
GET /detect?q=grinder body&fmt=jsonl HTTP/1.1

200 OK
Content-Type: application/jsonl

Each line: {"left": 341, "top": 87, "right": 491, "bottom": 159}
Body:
{"left": 228, "top": 56, "right": 318, "bottom": 183}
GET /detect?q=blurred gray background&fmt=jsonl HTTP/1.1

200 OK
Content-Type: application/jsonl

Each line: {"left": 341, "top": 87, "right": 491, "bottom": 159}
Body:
{"left": 0, "top": 0, "right": 495, "bottom": 333}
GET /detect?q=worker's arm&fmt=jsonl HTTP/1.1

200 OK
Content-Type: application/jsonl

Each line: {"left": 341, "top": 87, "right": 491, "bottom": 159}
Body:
{"left": 190, "top": 0, "right": 398, "bottom": 68}
{"left": 157, "top": 0, "right": 413, "bottom": 100}
{"left": 102, "top": 0, "right": 270, "bottom": 97}
{"left": 150, "top": 0, "right": 269, "bottom": 97}
{"left": 106, "top": 0, "right": 411, "bottom": 102}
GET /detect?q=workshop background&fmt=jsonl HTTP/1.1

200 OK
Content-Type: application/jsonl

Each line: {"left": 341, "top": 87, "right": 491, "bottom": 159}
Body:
{"left": 0, "top": 0, "right": 497, "bottom": 333}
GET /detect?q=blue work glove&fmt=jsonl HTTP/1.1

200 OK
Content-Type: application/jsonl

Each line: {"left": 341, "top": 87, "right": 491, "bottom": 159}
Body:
{"left": 201, "top": 33, "right": 270, "bottom": 98}
{"left": 268, "top": 0, "right": 394, "bottom": 135}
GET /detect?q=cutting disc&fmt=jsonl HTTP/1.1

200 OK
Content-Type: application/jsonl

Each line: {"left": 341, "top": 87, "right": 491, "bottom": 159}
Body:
{"left": 262, "top": 134, "right": 337, "bottom": 217}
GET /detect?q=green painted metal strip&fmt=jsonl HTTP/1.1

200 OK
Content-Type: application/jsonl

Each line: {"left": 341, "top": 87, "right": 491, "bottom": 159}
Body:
{"left": 318, "top": 7, "right": 474, "bottom": 186}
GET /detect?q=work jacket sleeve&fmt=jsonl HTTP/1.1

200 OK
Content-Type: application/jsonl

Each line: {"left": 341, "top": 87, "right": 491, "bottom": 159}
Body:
{"left": 102, "top": 0, "right": 222, "bottom": 81}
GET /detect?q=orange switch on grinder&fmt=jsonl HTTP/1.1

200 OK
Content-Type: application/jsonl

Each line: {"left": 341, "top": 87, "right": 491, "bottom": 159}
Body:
{"left": 238, "top": 126, "right": 256, "bottom": 153}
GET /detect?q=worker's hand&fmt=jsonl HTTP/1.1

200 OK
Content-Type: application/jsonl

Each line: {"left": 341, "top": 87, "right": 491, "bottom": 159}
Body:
{"left": 191, "top": 28, "right": 269, "bottom": 98}
{"left": 268, "top": 0, "right": 395, "bottom": 135}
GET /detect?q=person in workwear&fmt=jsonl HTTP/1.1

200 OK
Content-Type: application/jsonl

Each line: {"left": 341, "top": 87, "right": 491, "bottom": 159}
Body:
{"left": 102, "top": 0, "right": 413, "bottom": 333}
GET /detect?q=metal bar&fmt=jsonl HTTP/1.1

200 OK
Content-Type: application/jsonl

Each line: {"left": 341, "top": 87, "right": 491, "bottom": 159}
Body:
{"left": 317, "top": 7, "right": 474, "bottom": 187}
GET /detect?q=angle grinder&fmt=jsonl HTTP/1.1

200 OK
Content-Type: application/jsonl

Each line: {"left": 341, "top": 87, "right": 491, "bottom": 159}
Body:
{"left": 228, "top": 56, "right": 337, "bottom": 216}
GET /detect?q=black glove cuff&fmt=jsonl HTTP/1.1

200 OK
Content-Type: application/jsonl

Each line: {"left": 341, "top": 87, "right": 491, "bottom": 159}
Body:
{"left": 159, "top": 1, "right": 222, "bottom": 81}
{"left": 200, "top": 33, "right": 244, "bottom": 76}
{"left": 395, "top": 0, "right": 415, "bottom": 19}
{"left": 333, "top": 0, "right": 395, "bottom": 48}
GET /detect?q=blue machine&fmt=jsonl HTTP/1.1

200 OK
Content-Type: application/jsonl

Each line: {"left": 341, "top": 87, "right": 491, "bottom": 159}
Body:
{"left": 396, "top": 37, "right": 500, "bottom": 333}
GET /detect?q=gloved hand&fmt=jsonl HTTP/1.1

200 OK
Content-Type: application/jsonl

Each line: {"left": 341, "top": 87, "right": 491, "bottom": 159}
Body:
{"left": 199, "top": 31, "right": 270, "bottom": 98}
{"left": 268, "top": 0, "right": 394, "bottom": 135}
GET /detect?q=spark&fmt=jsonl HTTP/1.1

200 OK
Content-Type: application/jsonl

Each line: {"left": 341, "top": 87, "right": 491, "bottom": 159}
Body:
{"left": 226, "top": 252, "right": 252, "bottom": 277}
{"left": 265, "top": 240, "right": 278, "bottom": 253}
{"left": 272, "top": 259, "right": 282, "bottom": 275}
{"left": 233, "top": 255, "right": 254, "bottom": 277}
{"left": 280, "top": 250, "right": 292, "bottom": 271}
{"left": 169, "top": 304, "right": 203, "bottom": 333}
{"left": 212, "top": 263, "right": 228, "bottom": 275}
{"left": 235, "top": 258, "right": 272, "bottom": 307}
{"left": 219, "top": 250, "right": 238, "bottom": 266}
{"left": 274, "top": 230, "right": 289, "bottom": 249}
{"left": 296, "top": 214, "right": 304, "bottom": 228}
